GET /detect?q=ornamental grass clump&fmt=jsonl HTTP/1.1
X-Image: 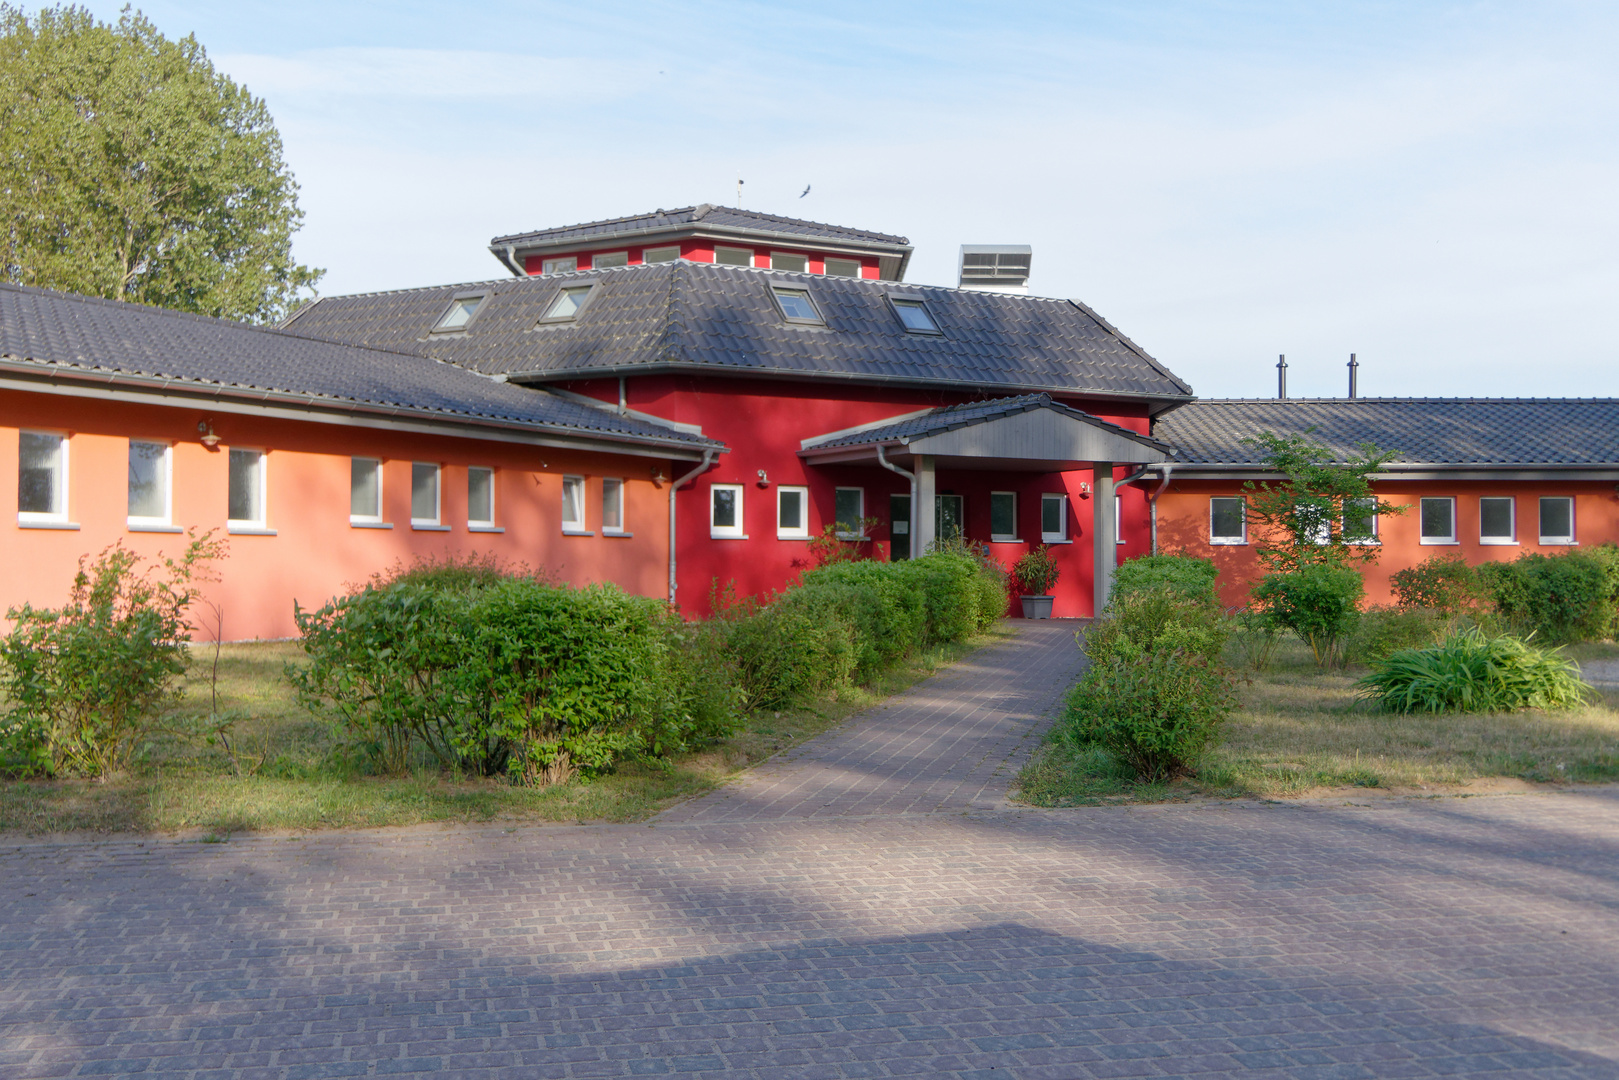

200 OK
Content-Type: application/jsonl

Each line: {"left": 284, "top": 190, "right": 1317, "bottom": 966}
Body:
{"left": 1356, "top": 628, "right": 1591, "bottom": 715}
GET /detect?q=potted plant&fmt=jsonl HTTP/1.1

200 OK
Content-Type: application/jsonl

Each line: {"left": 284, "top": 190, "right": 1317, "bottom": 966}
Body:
{"left": 1012, "top": 545, "right": 1060, "bottom": 619}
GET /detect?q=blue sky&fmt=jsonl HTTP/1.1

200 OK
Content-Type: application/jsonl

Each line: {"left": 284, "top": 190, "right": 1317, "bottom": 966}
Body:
{"left": 72, "top": 1, "right": 1619, "bottom": 399}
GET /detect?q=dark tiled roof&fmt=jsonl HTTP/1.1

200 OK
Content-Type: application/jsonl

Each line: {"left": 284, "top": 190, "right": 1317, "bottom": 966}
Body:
{"left": 491, "top": 204, "right": 909, "bottom": 249}
{"left": 282, "top": 262, "right": 1194, "bottom": 402}
{"left": 1157, "top": 399, "right": 1619, "bottom": 467}
{"left": 0, "top": 284, "right": 718, "bottom": 451}
{"left": 806, "top": 393, "right": 1171, "bottom": 453}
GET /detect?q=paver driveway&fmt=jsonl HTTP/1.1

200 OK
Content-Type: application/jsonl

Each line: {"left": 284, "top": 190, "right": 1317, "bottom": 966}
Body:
{"left": 3, "top": 623, "right": 1619, "bottom": 1079}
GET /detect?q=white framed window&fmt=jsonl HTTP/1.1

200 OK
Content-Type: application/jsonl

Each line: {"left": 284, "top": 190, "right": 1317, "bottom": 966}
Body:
{"left": 891, "top": 297, "right": 941, "bottom": 334}
{"left": 1209, "top": 497, "right": 1246, "bottom": 544}
{"left": 990, "top": 491, "right": 1018, "bottom": 542}
{"left": 468, "top": 467, "right": 495, "bottom": 528}
{"left": 127, "top": 440, "right": 173, "bottom": 528}
{"left": 834, "top": 487, "right": 865, "bottom": 538}
{"left": 410, "top": 462, "right": 441, "bottom": 527}
{"left": 1480, "top": 497, "right": 1515, "bottom": 544}
{"left": 350, "top": 457, "right": 383, "bottom": 525}
{"left": 541, "top": 255, "right": 577, "bottom": 274}
{"left": 1041, "top": 493, "right": 1068, "bottom": 542}
{"left": 714, "top": 245, "right": 754, "bottom": 267}
{"left": 1419, "top": 497, "right": 1457, "bottom": 544}
{"left": 561, "top": 475, "right": 588, "bottom": 533}
{"left": 770, "top": 285, "right": 823, "bottom": 325}
{"left": 710, "top": 483, "right": 744, "bottom": 539}
{"left": 602, "top": 478, "right": 626, "bottom": 534}
{"left": 777, "top": 485, "right": 809, "bottom": 539}
{"left": 228, "top": 448, "right": 268, "bottom": 530}
{"left": 1342, "top": 497, "right": 1378, "bottom": 544}
{"left": 770, "top": 251, "right": 808, "bottom": 272}
{"left": 642, "top": 245, "right": 679, "bottom": 263}
{"left": 824, "top": 257, "right": 861, "bottom": 278}
{"left": 18, "top": 430, "right": 69, "bottom": 525}
{"left": 591, "top": 251, "right": 628, "bottom": 269}
{"left": 540, "top": 285, "right": 596, "bottom": 323}
{"left": 1539, "top": 496, "right": 1575, "bottom": 545}
{"left": 432, "top": 293, "right": 485, "bottom": 332}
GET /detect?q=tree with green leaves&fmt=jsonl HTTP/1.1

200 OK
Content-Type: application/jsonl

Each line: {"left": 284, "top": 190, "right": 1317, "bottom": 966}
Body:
{"left": 1241, "top": 430, "right": 1405, "bottom": 574}
{"left": 0, "top": 5, "right": 321, "bottom": 323}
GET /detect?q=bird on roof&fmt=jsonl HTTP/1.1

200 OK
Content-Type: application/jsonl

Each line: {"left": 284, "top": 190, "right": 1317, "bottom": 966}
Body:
{"left": 800, "top": 184, "right": 811, "bottom": 198}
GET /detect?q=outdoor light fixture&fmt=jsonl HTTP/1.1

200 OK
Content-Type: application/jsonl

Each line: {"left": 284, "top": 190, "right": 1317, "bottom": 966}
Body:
{"left": 197, "top": 419, "right": 220, "bottom": 449}
{"left": 756, "top": 469, "right": 770, "bottom": 488}
{"left": 650, "top": 466, "right": 666, "bottom": 489}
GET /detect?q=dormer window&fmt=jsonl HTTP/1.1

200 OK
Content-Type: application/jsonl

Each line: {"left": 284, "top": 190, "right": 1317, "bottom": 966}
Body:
{"left": 771, "top": 286, "right": 823, "bottom": 325}
{"left": 433, "top": 294, "right": 486, "bottom": 332}
{"left": 770, "top": 252, "right": 808, "bottom": 272}
{"left": 539, "top": 284, "right": 596, "bottom": 323}
{"left": 715, "top": 246, "right": 754, "bottom": 267}
{"left": 643, "top": 246, "right": 679, "bottom": 263}
{"left": 825, "top": 257, "right": 861, "bottom": 278}
{"left": 891, "top": 298, "right": 941, "bottom": 334}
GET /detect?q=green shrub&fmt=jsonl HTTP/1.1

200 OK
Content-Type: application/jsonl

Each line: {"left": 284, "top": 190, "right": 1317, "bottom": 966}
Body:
{"left": 1061, "top": 649, "right": 1239, "bottom": 781}
{"left": 1084, "top": 588, "right": 1231, "bottom": 667}
{"left": 1350, "top": 605, "right": 1446, "bottom": 664}
{"left": 1357, "top": 628, "right": 1591, "bottom": 714}
{"left": 799, "top": 560, "right": 927, "bottom": 675}
{"left": 1011, "top": 545, "right": 1060, "bottom": 595}
{"left": 0, "top": 534, "right": 222, "bottom": 778}
{"left": 368, "top": 551, "right": 545, "bottom": 592}
{"left": 1111, "top": 554, "right": 1220, "bottom": 606}
{"left": 1229, "top": 606, "right": 1281, "bottom": 671}
{"left": 1478, "top": 550, "right": 1612, "bottom": 643}
{"left": 1389, "top": 554, "right": 1480, "bottom": 616}
{"left": 1252, "top": 564, "right": 1364, "bottom": 667}
{"left": 924, "top": 536, "right": 1010, "bottom": 629}
{"left": 717, "top": 589, "right": 857, "bottom": 711}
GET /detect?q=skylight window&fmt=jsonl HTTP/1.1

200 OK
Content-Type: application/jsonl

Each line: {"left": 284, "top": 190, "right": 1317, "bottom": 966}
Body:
{"left": 891, "top": 298, "right": 940, "bottom": 334}
{"left": 434, "top": 295, "right": 484, "bottom": 332}
{"left": 771, "top": 286, "right": 823, "bottom": 325}
{"left": 541, "top": 285, "right": 595, "bottom": 322}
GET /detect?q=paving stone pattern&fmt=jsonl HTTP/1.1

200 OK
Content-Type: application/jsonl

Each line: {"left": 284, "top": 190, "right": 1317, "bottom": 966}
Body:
{"left": 2, "top": 627, "right": 1619, "bottom": 1079}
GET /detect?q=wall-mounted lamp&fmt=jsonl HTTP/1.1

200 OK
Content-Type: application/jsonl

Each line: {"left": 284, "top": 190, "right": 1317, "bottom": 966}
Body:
{"left": 650, "top": 466, "right": 666, "bottom": 489}
{"left": 756, "top": 469, "right": 770, "bottom": 488}
{"left": 197, "top": 419, "right": 220, "bottom": 449}
{"left": 1076, "top": 481, "right": 1091, "bottom": 498}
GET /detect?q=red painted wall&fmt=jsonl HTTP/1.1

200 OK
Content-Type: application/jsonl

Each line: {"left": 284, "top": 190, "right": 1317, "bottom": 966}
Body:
{"left": 0, "top": 390, "right": 675, "bottom": 641}
{"left": 1158, "top": 477, "right": 1619, "bottom": 608}
{"left": 525, "top": 243, "right": 881, "bottom": 278}
{"left": 563, "top": 375, "right": 1153, "bottom": 618}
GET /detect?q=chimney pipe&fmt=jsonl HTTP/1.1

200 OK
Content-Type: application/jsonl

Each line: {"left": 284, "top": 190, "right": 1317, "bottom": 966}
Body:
{"left": 1347, "top": 353, "right": 1359, "bottom": 399}
{"left": 1277, "top": 354, "right": 1288, "bottom": 400}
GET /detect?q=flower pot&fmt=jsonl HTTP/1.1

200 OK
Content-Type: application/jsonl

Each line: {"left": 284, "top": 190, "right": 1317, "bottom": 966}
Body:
{"left": 1019, "top": 595, "right": 1054, "bottom": 619}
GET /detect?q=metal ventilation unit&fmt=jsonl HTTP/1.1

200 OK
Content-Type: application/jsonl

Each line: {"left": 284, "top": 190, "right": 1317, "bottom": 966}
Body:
{"left": 958, "top": 245, "right": 1032, "bottom": 293}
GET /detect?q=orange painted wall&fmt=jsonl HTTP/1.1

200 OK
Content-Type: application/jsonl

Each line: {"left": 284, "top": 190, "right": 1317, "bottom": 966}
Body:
{"left": 0, "top": 389, "right": 675, "bottom": 641}
{"left": 1157, "top": 477, "right": 1619, "bottom": 608}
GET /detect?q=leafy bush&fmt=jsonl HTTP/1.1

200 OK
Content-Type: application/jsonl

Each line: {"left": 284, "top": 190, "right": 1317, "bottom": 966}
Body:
{"left": 1477, "top": 551, "right": 1612, "bottom": 643}
{"left": 1111, "top": 554, "right": 1220, "bottom": 606}
{"left": 1061, "top": 649, "right": 1239, "bottom": 782}
{"left": 1357, "top": 628, "right": 1591, "bottom": 714}
{"left": 1251, "top": 564, "right": 1364, "bottom": 667}
{"left": 367, "top": 551, "right": 546, "bottom": 592}
{"left": 1350, "top": 605, "right": 1445, "bottom": 664}
{"left": 718, "top": 589, "right": 858, "bottom": 711}
{"left": 1, "top": 534, "right": 223, "bottom": 777}
{"left": 1230, "top": 606, "right": 1281, "bottom": 671}
{"left": 1390, "top": 554, "right": 1481, "bottom": 616}
{"left": 1085, "top": 588, "right": 1231, "bottom": 667}
{"left": 1011, "top": 545, "right": 1060, "bottom": 595}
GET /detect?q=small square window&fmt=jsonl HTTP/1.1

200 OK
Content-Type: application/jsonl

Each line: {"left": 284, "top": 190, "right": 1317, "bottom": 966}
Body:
{"left": 714, "top": 246, "right": 754, "bottom": 267}
{"left": 770, "top": 252, "right": 808, "bottom": 272}
{"left": 990, "top": 492, "right": 1018, "bottom": 542}
{"left": 468, "top": 467, "right": 494, "bottom": 527}
{"left": 541, "top": 285, "right": 595, "bottom": 322}
{"left": 1480, "top": 497, "right": 1515, "bottom": 544}
{"left": 1343, "top": 497, "right": 1378, "bottom": 544}
{"left": 229, "top": 448, "right": 267, "bottom": 527}
{"left": 591, "top": 251, "right": 628, "bottom": 269}
{"left": 433, "top": 295, "right": 484, "bottom": 332}
{"left": 561, "top": 475, "right": 586, "bottom": 532}
{"left": 602, "top": 478, "right": 625, "bottom": 533}
{"left": 824, "top": 257, "right": 861, "bottom": 278}
{"left": 771, "top": 286, "right": 823, "bottom": 324}
{"left": 642, "top": 245, "right": 679, "bottom": 263}
{"left": 410, "top": 462, "right": 440, "bottom": 526}
{"left": 835, "top": 487, "right": 865, "bottom": 538}
{"left": 1210, "top": 497, "right": 1246, "bottom": 544}
{"left": 1539, "top": 496, "right": 1575, "bottom": 545}
{"left": 350, "top": 457, "right": 382, "bottom": 523}
{"left": 541, "top": 256, "right": 577, "bottom": 274}
{"left": 1419, "top": 497, "right": 1456, "bottom": 544}
{"left": 711, "top": 483, "right": 744, "bottom": 538}
{"left": 128, "top": 441, "right": 172, "bottom": 526}
{"left": 891, "top": 298, "right": 940, "bottom": 334}
{"left": 18, "top": 431, "right": 67, "bottom": 520}
{"left": 777, "top": 486, "right": 809, "bottom": 539}
{"left": 1041, "top": 493, "right": 1068, "bottom": 542}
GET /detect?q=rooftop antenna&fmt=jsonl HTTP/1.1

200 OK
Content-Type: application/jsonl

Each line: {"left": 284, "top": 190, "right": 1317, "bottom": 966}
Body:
{"left": 736, "top": 177, "right": 744, "bottom": 208}
{"left": 1347, "top": 353, "right": 1359, "bottom": 399}
{"left": 1277, "top": 354, "right": 1288, "bottom": 400}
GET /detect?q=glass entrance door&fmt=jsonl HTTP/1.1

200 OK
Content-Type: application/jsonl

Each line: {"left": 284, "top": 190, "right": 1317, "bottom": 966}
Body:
{"left": 889, "top": 494, "right": 911, "bottom": 560}
{"left": 936, "top": 494, "right": 963, "bottom": 544}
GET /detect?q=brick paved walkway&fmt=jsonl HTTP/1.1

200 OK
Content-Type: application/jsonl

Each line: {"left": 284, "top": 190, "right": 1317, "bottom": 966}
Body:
{"left": 3, "top": 624, "right": 1619, "bottom": 1079}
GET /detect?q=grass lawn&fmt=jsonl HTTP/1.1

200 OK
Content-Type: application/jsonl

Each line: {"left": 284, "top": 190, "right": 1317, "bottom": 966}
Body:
{"left": 1016, "top": 637, "right": 1619, "bottom": 807}
{"left": 0, "top": 632, "right": 1003, "bottom": 836}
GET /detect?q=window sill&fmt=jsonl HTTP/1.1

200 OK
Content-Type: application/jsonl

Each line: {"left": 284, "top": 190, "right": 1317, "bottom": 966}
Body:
{"left": 989, "top": 536, "right": 1022, "bottom": 544}
{"left": 1041, "top": 537, "right": 1073, "bottom": 545}
{"left": 228, "top": 526, "right": 277, "bottom": 536}
{"left": 1209, "top": 540, "right": 1247, "bottom": 546}
{"left": 18, "top": 518, "right": 79, "bottom": 530}
{"left": 411, "top": 523, "right": 452, "bottom": 532}
{"left": 1479, "top": 539, "right": 1517, "bottom": 546}
{"left": 777, "top": 532, "right": 810, "bottom": 541}
{"left": 562, "top": 528, "right": 594, "bottom": 537}
{"left": 603, "top": 530, "right": 634, "bottom": 538}
{"left": 1419, "top": 539, "right": 1459, "bottom": 546}
{"left": 1540, "top": 539, "right": 1578, "bottom": 546}
{"left": 711, "top": 533, "right": 749, "bottom": 540}
{"left": 468, "top": 525, "right": 505, "bottom": 533}
{"left": 128, "top": 523, "right": 184, "bottom": 533}
{"left": 351, "top": 520, "right": 393, "bottom": 530}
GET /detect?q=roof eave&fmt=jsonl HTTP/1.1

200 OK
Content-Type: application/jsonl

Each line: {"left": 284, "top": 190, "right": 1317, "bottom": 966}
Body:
{"left": 491, "top": 223, "right": 914, "bottom": 265}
